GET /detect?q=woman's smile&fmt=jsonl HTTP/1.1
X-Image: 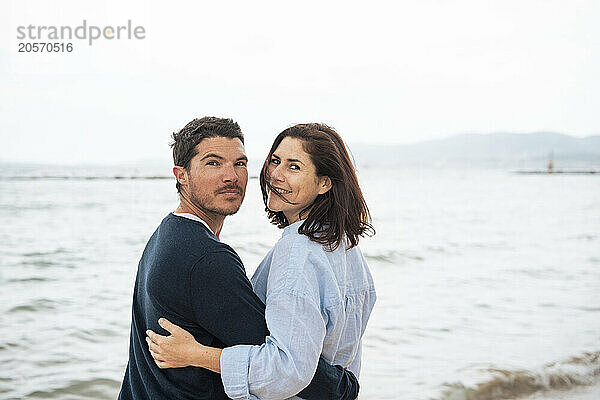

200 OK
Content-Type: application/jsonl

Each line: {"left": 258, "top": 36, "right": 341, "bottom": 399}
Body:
{"left": 270, "top": 186, "right": 292, "bottom": 195}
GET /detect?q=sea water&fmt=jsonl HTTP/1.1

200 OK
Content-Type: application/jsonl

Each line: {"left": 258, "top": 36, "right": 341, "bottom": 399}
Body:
{"left": 1, "top": 164, "right": 598, "bottom": 399}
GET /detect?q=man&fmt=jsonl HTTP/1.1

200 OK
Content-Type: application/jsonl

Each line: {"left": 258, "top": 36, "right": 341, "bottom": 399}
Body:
{"left": 118, "top": 117, "right": 358, "bottom": 399}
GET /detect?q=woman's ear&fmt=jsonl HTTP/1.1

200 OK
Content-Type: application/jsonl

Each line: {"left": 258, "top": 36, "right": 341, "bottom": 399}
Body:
{"left": 318, "top": 176, "right": 333, "bottom": 195}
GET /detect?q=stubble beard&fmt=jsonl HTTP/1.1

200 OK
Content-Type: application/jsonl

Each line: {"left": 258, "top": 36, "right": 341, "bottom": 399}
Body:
{"left": 189, "top": 187, "right": 244, "bottom": 217}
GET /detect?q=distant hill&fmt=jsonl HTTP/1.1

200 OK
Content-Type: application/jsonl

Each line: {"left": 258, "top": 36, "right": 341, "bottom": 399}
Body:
{"left": 350, "top": 132, "right": 600, "bottom": 169}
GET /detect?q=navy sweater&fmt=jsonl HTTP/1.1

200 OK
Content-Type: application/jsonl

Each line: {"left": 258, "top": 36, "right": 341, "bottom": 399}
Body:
{"left": 118, "top": 213, "right": 358, "bottom": 400}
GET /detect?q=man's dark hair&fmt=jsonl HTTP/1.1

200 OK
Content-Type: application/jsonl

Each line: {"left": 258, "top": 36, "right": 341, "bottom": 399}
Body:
{"left": 259, "top": 123, "right": 374, "bottom": 251}
{"left": 170, "top": 117, "right": 244, "bottom": 193}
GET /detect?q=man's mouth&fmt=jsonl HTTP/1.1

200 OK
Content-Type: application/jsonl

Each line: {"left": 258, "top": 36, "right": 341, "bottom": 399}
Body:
{"left": 271, "top": 186, "right": 292, "bottom": 195}
{"left": 217, "top": 187, "right": 241, "bottom": 195}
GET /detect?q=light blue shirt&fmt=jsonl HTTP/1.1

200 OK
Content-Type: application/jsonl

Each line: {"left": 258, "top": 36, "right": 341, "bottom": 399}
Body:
{"left": 220, "top": 220, "right": 377, "bottom": 400}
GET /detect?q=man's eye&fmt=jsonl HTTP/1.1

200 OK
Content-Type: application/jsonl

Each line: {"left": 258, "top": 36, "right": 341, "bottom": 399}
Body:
{"left": 235, "top": 161, "right": 247, "bottom": 167}
{"left": 206, "top": 161, "right": 218, "bottom": 166}
{"left": 290, "top": 164, "right": 300, "bottom": 170}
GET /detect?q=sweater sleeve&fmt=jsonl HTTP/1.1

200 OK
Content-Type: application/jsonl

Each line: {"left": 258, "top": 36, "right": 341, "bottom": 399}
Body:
{"left": 188, "top": 250, "right": 268, "bottom": 346}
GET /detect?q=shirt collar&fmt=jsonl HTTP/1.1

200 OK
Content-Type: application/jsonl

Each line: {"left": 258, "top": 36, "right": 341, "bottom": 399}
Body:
{"left": 282, "top": 219, "right": 304, "bottom": 237}
{"left": 172, "top": 212, "right": 218, "bottom": 238}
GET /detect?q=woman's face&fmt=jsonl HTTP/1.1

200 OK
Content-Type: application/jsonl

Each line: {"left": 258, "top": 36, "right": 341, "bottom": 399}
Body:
{"left": 266, "top": 137, "right": 331, "bottom": 224}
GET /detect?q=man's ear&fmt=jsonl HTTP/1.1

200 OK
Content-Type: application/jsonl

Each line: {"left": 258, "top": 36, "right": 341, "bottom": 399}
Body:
{"left": 173, "top": 166, "right": 188, "bottom": 187}
{"left": 318, "top": 176, "right": 333, "bottom": 195}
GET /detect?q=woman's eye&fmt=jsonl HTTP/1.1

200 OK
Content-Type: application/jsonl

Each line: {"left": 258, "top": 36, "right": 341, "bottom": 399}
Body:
{"left": 206, "top": 161, "right": 218, "bottom": 166}
{"left": 270, "top": 158, "right": 280, "bottom": 165}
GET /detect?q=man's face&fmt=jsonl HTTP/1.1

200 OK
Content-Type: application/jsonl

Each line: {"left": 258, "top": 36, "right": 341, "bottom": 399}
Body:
{"left": 183, "top": 137, "right": 248, "bottom": 216}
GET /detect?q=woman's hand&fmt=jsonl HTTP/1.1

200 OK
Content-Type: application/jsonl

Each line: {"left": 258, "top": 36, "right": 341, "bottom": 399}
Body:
{"left": 146, "top": 318, "right": 204, "bottom": 369}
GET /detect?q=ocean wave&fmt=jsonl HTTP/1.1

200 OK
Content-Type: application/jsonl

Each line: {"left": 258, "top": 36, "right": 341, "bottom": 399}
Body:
{"left": 68, "top": 328, "right": 121, "bottom": 343}
{"left": 231, "top": 241, "right": 273, "bottom": 255}
{"left": 576, "top": 306, "right": 600, "bottom": 312}
{"left": 574, "top": 234, "right": 596, "bottom": 242}
{"left": 1, "top": 203, "right": 59, "bottom": 211}
{"left": 20, "top": 260, "right": 73, "bottom": 268}
{"left": 8, "top": 299, "right": 58, "bottom": 313}
{"left": 25, "top": 378, "right": 120, "bottom": 399}
{"left": 363, "top": 249, "right": 424, "bottom": 264}
{"left": 436, "top": 351, "right": 600, "bottom": 400}
{"left": 22, "top": 248, "right": 70, "bottom": 257}
{"left": 5, "top": 276, "right": 53, "bottom": 283}
{"left": 0, "top": 342, "right": 21, "bottom": 351}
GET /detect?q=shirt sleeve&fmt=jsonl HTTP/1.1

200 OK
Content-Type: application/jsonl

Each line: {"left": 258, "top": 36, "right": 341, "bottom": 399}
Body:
{"left": 220, "top": 237, "right": 343, "bottom": 400}
{"left": 347, "top": 340, "right": 362, "bottom": 379}
{"left": 191, "top": 247, "right": 359, "bottom": 400}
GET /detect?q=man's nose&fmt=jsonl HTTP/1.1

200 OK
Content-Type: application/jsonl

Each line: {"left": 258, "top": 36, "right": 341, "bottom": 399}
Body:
{"left": 222, "top": 164, "right": 239, "bottom": 183}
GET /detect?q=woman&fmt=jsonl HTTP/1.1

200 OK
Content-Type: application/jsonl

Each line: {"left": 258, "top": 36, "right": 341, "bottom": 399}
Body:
{"left": 146, "top": 123, "right": 376, "bottom": 399}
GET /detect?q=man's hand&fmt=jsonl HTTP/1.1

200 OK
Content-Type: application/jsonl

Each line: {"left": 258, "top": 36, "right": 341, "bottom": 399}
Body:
{"left": 146, "top": 318, "right": 203, "bottom": 369}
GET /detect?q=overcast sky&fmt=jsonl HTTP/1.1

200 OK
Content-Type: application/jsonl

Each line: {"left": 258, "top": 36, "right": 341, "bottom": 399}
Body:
{"left": 1, "top": 0, "right": 599, "bottom": 164}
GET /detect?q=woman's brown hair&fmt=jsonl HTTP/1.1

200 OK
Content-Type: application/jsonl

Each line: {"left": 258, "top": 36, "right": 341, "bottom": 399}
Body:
{"left": 259, "top": 123, "right": 374, "bottom": 250}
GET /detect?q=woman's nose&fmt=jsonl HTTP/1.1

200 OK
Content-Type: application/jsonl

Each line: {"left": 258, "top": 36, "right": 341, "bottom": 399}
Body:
{"left": 270, "top": 164, "right": 285, "bottom": 182}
